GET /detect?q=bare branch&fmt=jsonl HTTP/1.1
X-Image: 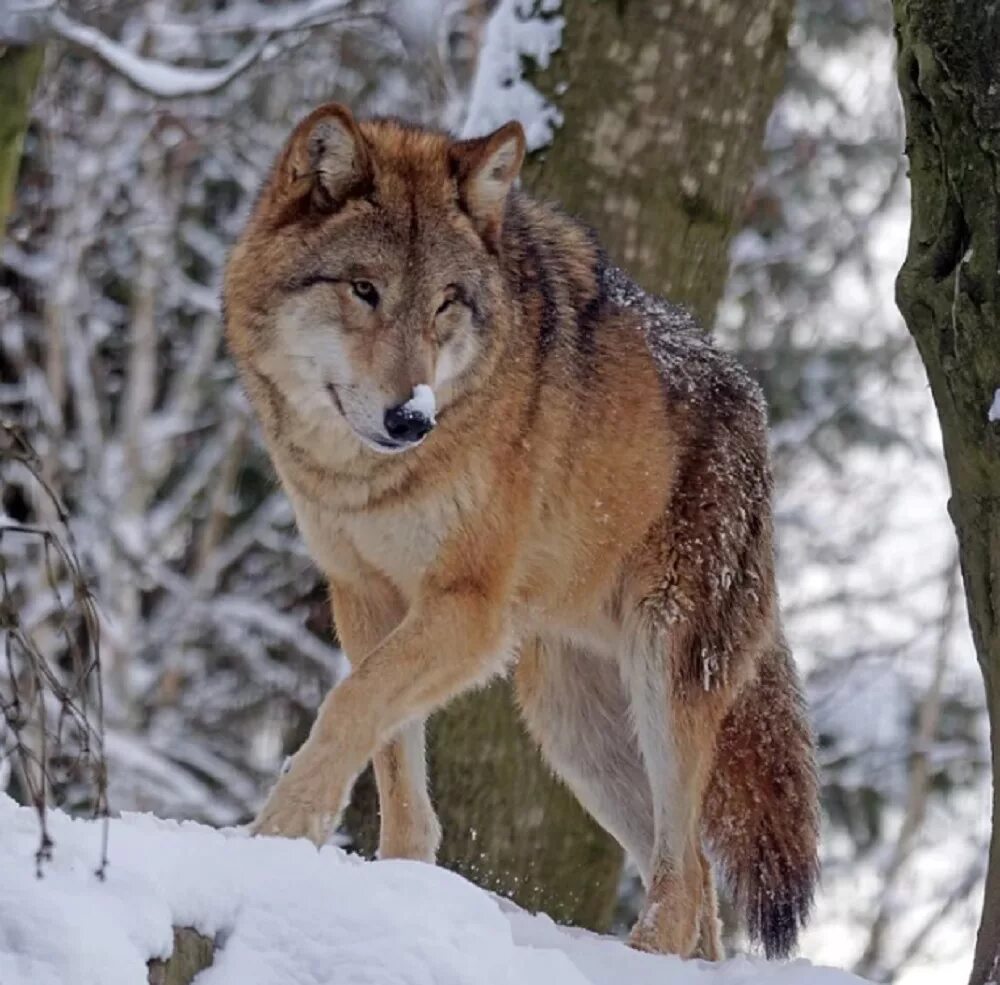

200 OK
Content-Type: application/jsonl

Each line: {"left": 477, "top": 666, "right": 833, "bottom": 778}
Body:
{"left": 0, "top": 424, "right": 109, "bottom": 874}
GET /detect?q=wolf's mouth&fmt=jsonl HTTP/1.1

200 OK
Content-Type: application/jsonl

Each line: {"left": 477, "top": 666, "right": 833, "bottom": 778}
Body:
{"left": 361, "top": 433, "right": 419, "bottom": 455}
{"left": 325, "top": 382, "right": 346, "bottom": 418}
{"left": 370, "top": 436, "right": 410, "bottom": 451}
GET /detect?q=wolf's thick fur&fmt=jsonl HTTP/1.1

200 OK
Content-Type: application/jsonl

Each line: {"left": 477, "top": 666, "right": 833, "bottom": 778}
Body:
{"left": 224, "top": 104, "right": 820, "bottom": 959}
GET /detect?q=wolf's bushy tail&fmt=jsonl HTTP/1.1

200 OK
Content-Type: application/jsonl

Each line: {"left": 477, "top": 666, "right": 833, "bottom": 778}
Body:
{"left": 702, "top": 640, "right": 820, "bottom": 959}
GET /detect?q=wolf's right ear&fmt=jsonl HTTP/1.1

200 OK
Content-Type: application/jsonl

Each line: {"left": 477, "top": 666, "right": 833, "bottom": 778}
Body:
{"left": 277, "top": 103, "right": 372, "bottom": 211}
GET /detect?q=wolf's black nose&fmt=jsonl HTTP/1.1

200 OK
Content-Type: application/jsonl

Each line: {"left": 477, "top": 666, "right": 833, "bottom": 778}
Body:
{"left": 384, "top": 404, "right": 434, "bottom": 443}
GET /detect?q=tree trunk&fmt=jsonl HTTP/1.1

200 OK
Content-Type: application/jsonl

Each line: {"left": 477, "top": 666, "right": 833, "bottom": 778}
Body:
{"left": 891, "top": 4, "right": 1000, "bottom": 983}
{"left": 0, "top": 45, "right": 43, "bottom": 242}
{"left": 346, "top": 0, "right": 794, "bottom": 932}
{"left": 525, "top": 0, "right": 794, "bottom": 326}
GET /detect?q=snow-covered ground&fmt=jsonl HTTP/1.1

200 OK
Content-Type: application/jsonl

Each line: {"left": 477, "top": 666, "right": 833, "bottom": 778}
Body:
{"left": 0, "top": 796, "right": 870, "bottom": 985}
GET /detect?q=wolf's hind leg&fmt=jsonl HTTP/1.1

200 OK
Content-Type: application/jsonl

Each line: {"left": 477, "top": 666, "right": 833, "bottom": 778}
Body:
{"left": 513, "top": 636, "right": 655, "bottom": 876}
{"left": 623, "top": 628, "right": 729, "bottom": 958}
{"left": 693, "top": 847, "right": 723, "bottom": 960}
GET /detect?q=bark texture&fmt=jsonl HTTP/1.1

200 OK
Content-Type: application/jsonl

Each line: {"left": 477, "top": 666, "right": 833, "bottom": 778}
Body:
{"left": 525, "top": 0, "right": 794, "bottom": 326}
{"left": 0, "top": 44, "right": 43, "bottom": 242}
{"left": 891, "top": 4, "right": 1000, "bottom": 983}
{"left": 347, "top": 0, "right": 794, "bottom": 933}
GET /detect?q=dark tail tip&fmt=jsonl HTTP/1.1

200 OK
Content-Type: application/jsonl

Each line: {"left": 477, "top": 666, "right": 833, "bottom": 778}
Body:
{"left": 747, "top": 866, "right": 818, "bottom": 959}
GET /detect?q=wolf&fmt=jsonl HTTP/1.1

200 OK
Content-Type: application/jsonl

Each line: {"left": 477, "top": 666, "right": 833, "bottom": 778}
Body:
{"left": 223, "top": 103, "right": 820, "bottom": 960}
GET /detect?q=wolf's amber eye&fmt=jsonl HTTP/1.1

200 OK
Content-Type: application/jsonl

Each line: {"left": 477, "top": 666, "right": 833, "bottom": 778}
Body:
{"left": 436, "top": 297, "right": 455, "bottom": 316}
{"left": 351, "top": 280, "right": 379, "bottom": 307}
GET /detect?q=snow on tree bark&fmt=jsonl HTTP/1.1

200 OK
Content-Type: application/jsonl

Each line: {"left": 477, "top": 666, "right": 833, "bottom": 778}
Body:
{"left": 891, "top": 3, "right": 1000, "bottom": 983}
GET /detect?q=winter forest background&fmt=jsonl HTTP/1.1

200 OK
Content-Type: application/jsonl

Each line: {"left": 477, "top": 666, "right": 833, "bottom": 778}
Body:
{"left": 0, "top": 1, "right": 991, "bottom": 983}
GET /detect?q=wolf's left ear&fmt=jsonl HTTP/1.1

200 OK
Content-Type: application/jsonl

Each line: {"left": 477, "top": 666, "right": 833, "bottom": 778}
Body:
{"left": 278, "top": 102, "right": 372, "bottom": 211}
{"left": 450, "top": 121, "right": 525, "bottom": 247}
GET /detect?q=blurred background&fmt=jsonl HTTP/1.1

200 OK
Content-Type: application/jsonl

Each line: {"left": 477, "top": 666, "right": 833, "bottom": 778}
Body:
{"left": 0, "top": 1, "right": 989, "bottom": 983}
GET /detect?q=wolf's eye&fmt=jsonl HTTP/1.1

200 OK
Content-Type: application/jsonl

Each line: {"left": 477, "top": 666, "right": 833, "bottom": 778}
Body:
{"left": 351, "top": 280, "right": 379, "bottom": 307}
{"left": 436, "top": 288, "right": 463, "bottom": 316}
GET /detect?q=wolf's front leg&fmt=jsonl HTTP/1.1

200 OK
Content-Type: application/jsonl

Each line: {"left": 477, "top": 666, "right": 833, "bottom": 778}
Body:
{"left": 328, "top": 579, "right": 441, "bottom": 861}
{"left": 251, "top": 579, "right": 509, "bottom": 846}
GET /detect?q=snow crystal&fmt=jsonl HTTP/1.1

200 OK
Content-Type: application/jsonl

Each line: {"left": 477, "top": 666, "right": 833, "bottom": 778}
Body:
{"left": 404, "top": 383, "right": 437, "bottom": 423}
{"left": 0, "top": 797, "right": 872, "bottom": 985}
{"left": 988, "top": 388, "right": 1000, "bottom": 423}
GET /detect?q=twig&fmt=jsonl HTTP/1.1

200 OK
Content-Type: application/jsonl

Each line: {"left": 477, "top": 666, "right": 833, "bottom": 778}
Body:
{"left": 0, "top": 423, "right": 109, "bottom": 877}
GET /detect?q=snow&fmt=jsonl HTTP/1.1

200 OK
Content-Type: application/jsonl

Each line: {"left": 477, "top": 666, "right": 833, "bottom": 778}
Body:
{"left": 988, "top": 388, "right": 1000, "bottom": 423}
{"left": 0, "top": 796, "right": 871, "bottom": 985}
{"left": 404, "top": 383, "right": 437, "bottom": 423}
{"left": 463, "top": 0, "right": 564, "bottom": 149}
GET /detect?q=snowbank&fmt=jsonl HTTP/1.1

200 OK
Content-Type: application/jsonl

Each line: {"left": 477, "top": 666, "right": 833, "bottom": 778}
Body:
{"left": 0, "top": 796, "right": 869, "bottom": 985}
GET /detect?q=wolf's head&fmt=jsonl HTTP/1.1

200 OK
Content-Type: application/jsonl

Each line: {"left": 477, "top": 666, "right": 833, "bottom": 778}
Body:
{"left": 224, "top": 104, "right": 525, "bottom": 455}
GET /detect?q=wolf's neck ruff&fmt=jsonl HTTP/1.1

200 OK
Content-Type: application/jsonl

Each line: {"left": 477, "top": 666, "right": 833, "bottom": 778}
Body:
{"left": 224, "top": 103, "right": 819, "bottom": 963}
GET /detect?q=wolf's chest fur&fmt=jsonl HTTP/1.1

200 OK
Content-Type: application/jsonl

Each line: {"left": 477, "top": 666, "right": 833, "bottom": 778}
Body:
{"left": 288, "top": 468, "right": 484, "bottom": 602}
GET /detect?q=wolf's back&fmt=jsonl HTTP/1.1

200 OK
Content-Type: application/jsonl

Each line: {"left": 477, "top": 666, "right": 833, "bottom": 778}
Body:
{"left": 702, "top": 639, "right": 820, "bottom": 958}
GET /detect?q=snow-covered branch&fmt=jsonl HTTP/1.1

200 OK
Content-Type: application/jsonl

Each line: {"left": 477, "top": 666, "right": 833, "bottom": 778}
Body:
{"left": 49, "top": 9, "right": 271, "bottom": 98}
{"left": 23, "top": 2, "right": 375, "bottom": 100}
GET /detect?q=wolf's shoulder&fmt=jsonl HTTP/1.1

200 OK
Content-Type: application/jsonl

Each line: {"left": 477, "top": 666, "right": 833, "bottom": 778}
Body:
{"left": 600, "top": 265, "right": 766, "bottom": 425}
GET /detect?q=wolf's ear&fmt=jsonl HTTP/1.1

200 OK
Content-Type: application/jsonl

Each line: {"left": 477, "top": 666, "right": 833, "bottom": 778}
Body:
{"left": 450, "top": 121, "right": 525, "bottom": 247}
{"left": 278, "top": 103, "right": 372, "bottom": 210}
